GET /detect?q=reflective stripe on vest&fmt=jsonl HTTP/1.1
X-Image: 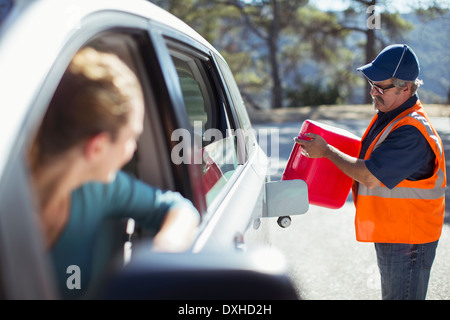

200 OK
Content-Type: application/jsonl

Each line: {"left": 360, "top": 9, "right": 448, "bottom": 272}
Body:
{"left": 373, "top": 111, "right": 443, "bottom": 157}
{"left": 358, "top": 167, "right": 445, "bottom": 200}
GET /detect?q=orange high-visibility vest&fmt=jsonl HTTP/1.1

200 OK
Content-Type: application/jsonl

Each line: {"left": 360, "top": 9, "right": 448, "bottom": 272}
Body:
{"left": 353, "top": 100, "right": 446, "bottom": 244}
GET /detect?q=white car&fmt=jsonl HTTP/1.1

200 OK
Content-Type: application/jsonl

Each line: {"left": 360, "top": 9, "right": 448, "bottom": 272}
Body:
{"left": 0, "top": 0, "right": 308, "bottom": 299}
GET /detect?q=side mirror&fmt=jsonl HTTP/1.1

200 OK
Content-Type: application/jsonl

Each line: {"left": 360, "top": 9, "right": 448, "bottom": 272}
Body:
{"left": 97, "top": 244, "right": 299, "bottom": 300}
{"left": 264, "top": 180, "right": 308, "bottom": 222}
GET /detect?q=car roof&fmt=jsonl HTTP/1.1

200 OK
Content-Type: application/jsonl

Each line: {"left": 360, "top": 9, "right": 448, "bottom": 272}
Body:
{"left": 0, "top": 0, "right": 217, "bottom": 177}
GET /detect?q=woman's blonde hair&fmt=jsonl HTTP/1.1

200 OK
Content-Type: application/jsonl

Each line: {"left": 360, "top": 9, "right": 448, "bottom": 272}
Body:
{"left": 30, "top": 47, "right": 142, "bottom": 166}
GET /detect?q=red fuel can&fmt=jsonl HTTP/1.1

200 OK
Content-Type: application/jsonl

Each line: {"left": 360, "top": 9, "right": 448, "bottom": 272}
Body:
{"left": 282, "top": 120, "right": 361, "bottom": 209}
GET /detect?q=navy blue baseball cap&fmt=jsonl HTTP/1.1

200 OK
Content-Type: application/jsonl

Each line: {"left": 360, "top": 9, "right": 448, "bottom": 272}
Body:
{"left": 357, "top": 44, "right": 420, "bottom": 81}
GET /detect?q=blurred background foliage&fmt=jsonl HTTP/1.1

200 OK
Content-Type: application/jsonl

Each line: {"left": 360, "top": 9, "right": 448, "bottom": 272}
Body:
{"left": 148, "top": 0, "right": 449, "bottom": 109}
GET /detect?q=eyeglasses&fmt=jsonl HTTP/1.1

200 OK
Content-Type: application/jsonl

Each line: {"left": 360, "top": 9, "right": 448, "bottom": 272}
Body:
{"left": 368, "top": 80, "right": 396, "bottom": 95}
{"left": 367, "top": 45, "right": 408, "bottom": 95}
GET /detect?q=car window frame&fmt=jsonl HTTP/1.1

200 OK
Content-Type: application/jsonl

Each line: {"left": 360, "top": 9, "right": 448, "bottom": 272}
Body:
{"left": 145, "top": 26, "right": 207, "bottom": 215}
{"left": 212, "top": 54, "right": 256, "bottom": 163}
{"left": 165, "top": 42, "right": 242, "bottom": 201}
{"left": 0, "top": 141, "right": 57, "bottom": 299}
{"left": 159, "top": 34, "right": 255, "bottom": 215}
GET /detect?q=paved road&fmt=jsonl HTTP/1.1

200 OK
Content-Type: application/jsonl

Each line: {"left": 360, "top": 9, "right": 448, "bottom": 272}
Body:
{"left": 254, "top": 116, "right": 450, "bottom": 300}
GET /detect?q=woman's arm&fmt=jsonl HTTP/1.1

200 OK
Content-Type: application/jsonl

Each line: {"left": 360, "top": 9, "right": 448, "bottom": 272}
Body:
{"left": 107, "top": 171, "right": 200, "bottom": 251}
{"left": 152, "top": 206, "right": 200, "bottom": 252}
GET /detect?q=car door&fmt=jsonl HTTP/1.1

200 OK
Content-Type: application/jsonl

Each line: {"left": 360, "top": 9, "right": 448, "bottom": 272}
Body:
{"left": 0, "top": 5, "right": 193, "bottom": 298}
{"left": 139, "top": 26, "right": 271, "bottom": 253}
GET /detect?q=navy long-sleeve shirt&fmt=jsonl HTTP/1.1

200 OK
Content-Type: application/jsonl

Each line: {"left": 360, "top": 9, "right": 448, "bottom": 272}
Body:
{"left": 360, "top": 94, "right": 436, "bottom": 189}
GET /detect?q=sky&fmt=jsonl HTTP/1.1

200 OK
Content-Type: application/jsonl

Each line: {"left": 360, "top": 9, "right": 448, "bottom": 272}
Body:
{"left": 309, "top": 0, "right": 351, "bottom": 12}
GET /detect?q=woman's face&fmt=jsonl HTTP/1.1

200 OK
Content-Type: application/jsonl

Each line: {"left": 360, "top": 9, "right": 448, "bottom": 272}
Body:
{"left": 94, "top": 98, "right": 144, "bottom": 183}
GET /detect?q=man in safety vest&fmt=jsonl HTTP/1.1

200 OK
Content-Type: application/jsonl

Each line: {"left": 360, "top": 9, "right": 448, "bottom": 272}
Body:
{"left": 295, "top": 44, "right": 446, "bottom": 300}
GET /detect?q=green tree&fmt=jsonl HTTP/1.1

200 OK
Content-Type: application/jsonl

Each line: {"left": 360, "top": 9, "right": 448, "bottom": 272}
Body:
{"left": 148, "top": 0, "right": 448, "bottom": 107}
{"left": 216, "top": 0, "right": 350, "bottom": 109}
{"left": 148, "top": 0, "right": 227, "bottom": 44}
{"left": 338, "top": 0, "right": 415, "bottom": 102}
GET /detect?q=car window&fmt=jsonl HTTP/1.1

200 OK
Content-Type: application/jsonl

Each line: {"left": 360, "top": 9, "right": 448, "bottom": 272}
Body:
{"left": 215, "top": 56, "right": 252, "bottom": 133}
{"left": 172, "top": 56, "right": 209, "bottom": 130}
{"left": 167, "top": 47, "right": 239, "bottom": 206}
{"left": 214, "top": 57, "right": 258, "bottom": 163}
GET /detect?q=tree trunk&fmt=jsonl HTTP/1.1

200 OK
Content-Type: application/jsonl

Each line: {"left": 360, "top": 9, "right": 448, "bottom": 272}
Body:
{"left": 268, "top": 0, "right": 283, "bottom": 109}
{"left": 268, "top": 39, "right": 283, "bottom": 109}
{"left": 364, "top": 0, "right": 377, "bottom": 103}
